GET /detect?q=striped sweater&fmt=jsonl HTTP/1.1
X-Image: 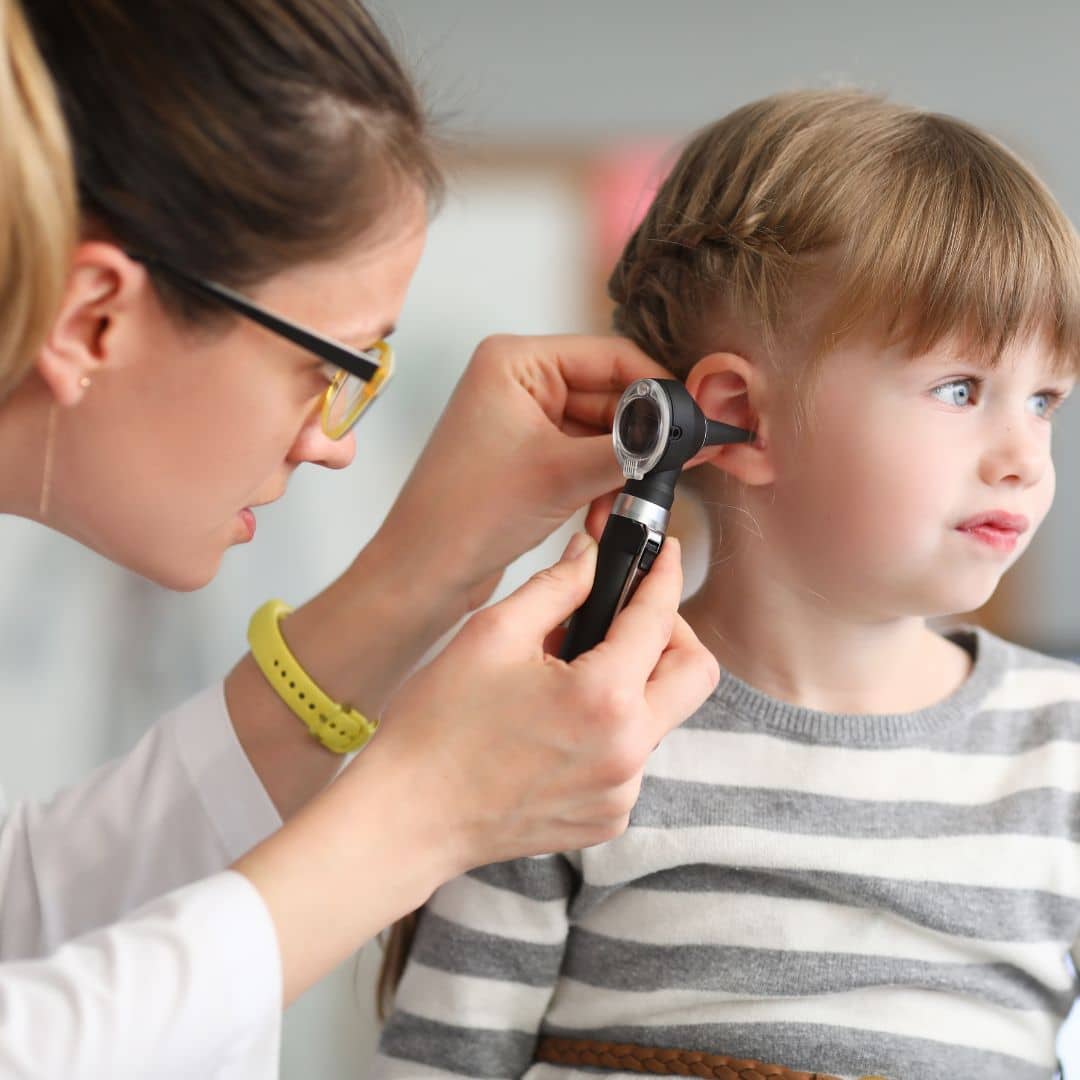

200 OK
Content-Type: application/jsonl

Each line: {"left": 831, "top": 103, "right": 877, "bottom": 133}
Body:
{"left": 372, "top": 627, "right": 1080, "bottom": 1080}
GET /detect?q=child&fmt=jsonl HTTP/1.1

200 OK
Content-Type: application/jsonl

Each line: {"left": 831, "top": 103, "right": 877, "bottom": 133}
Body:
{"left": 371, "top": 89, "right": 1080, "bottom": 1080}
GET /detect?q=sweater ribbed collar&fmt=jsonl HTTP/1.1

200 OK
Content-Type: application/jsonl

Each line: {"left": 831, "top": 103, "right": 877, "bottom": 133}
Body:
{"left": 705, "top": 625, "right": 1007, "bottom": 745}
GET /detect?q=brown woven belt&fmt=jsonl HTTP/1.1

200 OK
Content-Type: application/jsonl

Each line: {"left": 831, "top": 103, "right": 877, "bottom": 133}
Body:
{"left": 535, "top": 1036, "right": 888, "bottom": 1080}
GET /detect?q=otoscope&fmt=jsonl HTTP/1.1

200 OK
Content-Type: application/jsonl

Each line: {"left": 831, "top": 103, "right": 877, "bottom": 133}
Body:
{"left": 559, "top": 378, "right": 754, "bottom": 661}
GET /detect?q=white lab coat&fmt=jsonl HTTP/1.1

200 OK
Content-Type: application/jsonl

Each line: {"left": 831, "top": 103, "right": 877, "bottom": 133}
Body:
{"left": 0, "top": 683, "right": 285, "bottom": 1078}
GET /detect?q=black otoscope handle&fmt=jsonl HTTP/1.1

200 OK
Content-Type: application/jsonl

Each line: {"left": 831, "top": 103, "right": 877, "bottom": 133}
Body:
{"left": 559, "top": 513, "right": 659, "bottom": 661}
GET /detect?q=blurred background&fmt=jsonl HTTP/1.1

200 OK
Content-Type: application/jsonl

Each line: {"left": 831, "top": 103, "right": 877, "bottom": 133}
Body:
{"left": 2, "top": 1, "right": 1079, "bottom": 1075}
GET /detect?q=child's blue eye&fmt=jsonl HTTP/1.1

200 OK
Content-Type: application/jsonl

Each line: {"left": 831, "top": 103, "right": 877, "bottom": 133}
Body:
{"left": 1028, "top": 390, "right": 1064, "bottom": 419}
{"left": 932, "top": 379, "right": 976, "bottom": 407}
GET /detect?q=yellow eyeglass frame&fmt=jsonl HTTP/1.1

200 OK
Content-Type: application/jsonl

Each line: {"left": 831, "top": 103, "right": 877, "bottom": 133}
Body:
{"left": 129, "top": 252, "right": 397, "bottom": 441}
{"left": 321, "top": 340, "right": 395, "bottom": 439}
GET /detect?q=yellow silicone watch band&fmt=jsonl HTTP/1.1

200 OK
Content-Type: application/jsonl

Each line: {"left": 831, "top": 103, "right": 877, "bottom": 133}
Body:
{"left": 247, "top": 599, "right": 377, "bottom": 754}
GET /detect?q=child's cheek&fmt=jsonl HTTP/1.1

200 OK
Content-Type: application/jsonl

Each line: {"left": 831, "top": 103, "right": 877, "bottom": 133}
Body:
{"left": 823, "top": 415, "right": 943, "bottom": 564}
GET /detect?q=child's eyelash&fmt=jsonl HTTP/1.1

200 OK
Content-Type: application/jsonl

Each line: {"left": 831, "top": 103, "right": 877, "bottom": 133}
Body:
{"left": 931, "top": 376, "right": 981, "bottom": 405}
{"left": 1036, "top": 388, "right": 1068, "bottom": 417}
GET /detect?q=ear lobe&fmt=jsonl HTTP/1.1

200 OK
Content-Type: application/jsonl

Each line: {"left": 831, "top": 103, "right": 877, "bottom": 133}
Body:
{"left": 35, "top": 243, "right": 144, "bottom": 406}
{"left": 684, "top": 351, "right": 774, "bottom": 486}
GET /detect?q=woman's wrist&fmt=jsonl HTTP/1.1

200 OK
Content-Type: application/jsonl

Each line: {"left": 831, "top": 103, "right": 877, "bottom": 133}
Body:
{"left": 225, "top": 531, "right": 474, "bottom": 819}
{"left": 304, "top": 526, "right": 474, "bottom": 712}
{"left": 367, "top": 499, "right": 505, "bottom": 617}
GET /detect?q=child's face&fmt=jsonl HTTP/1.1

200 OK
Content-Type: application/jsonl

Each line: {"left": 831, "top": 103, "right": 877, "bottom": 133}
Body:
{"left": 761, "top": 330, "right": 1074, "bottom": 618}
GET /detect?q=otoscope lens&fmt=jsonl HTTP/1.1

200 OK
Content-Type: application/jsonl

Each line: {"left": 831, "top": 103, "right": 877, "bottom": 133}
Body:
{"left": 618, "top": 398, "right": 660, "bottom": 454}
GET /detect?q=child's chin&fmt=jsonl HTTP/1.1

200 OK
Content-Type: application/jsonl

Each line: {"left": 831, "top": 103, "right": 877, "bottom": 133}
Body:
{"left": 921, "top": 575, "right": 1002, "bottom": 621}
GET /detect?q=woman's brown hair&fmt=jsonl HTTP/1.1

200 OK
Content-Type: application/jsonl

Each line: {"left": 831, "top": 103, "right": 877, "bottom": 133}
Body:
{"left": 25, "top": 0, "right": 442, "bottom": 321}
{"left": 0, "top": 0, "right": 75, "bottom": 401}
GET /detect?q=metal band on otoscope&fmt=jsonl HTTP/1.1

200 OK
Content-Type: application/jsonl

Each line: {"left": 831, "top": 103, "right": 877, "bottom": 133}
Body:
{"left": 612, "top": 493, "right": 670, "bottom": 534}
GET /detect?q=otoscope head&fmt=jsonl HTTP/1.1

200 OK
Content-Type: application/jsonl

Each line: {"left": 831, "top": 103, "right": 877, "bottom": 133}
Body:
{"left": 613, "top": 378, "right": 753, "bottom": 482}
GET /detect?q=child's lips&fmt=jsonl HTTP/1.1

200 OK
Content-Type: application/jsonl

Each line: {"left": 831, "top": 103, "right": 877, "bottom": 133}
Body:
{"left": 955, "top": 511, "right": 1029, "bottom": 553}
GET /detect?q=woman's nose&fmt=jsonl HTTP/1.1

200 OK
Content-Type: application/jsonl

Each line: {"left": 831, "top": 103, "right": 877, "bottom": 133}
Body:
{"left": 287, "top": 404, "right": 357, "bottom": 470}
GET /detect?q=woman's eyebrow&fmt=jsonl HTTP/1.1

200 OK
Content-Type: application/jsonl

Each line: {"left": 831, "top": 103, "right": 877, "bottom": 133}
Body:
{"left": 345, "top": 322, "right": 396, "bottom": 348}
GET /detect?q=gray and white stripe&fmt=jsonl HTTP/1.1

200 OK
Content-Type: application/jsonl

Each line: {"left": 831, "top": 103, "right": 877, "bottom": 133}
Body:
{"left": 373, "top": 628, "right": 1080, "bottom": 1079}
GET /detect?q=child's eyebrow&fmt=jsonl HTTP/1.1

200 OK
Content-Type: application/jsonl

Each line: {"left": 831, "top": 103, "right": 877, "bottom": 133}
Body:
{"left": 901, "top": 349, "right": 982, "bottom": 372}
{"left": 895, "top": 346, "right": 1075, "bottom": 383}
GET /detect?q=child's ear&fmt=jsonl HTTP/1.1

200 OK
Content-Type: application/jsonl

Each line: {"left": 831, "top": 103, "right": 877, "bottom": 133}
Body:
{"left": 684, "top": 352, "right": 774, "bottom": 486}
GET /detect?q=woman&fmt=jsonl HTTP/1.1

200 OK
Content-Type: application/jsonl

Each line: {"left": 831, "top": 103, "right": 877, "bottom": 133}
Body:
{"left": 0, "top": 0, "right": 719, "bottom": 1076}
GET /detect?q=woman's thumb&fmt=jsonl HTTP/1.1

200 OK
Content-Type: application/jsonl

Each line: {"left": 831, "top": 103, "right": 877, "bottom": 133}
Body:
{"left": 560, "top": 531, "right": 595, "bottom": 562}
{"left": 486, "top": 532, "right": 598, "bottom": 649}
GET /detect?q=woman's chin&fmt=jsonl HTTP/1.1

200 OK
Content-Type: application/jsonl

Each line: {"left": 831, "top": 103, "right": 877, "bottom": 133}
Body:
{"left": 126, "top": 546, "right": 226, "bottom": 593}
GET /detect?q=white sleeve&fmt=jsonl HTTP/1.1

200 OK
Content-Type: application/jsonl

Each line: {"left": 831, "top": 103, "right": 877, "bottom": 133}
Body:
{"left": 0, "top": 869, "right": 282, "bottom": 1080}
{"left": 0, "top": 682, "right": 283, "bottom": 960}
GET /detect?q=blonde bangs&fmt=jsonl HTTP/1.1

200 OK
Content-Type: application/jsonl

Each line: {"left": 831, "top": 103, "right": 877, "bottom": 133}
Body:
{"left": 822, "top": 113, "right": 1080, "bottom": 375}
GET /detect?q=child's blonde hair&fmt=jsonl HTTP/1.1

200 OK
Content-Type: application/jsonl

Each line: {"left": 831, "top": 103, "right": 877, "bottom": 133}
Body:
{"left": 610, "top": 89, "right": 1080, "bottom": 389}
{"left": 0, "top": 0, "right": 76, "bottom": 402}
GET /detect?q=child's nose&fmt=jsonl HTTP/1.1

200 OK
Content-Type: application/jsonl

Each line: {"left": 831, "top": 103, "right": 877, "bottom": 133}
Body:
{"left": 977, "top": 421, "right": 1046, "bottom": 488}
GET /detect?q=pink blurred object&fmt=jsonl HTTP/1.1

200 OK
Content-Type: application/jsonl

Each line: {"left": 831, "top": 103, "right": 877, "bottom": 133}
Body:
{"left": 589, "top": 141, "right": 673, "bottom": 270}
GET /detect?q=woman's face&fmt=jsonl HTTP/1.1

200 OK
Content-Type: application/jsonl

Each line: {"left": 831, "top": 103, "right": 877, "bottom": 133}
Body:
{"left": 51, "top": 202, "right": 427, "bottom": 590}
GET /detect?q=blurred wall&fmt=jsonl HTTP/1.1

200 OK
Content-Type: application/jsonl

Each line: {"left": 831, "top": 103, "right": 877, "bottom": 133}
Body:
{"left": 1, "top": 3, "right": 1079, "bottom": 1078}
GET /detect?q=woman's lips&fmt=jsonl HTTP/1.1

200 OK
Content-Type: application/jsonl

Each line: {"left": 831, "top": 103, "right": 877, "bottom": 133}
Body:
{"left": 238, "top": 508, "right": 256, "bottom": 541}
{"left": 955, "top": 511, "right": 1029, "bottom": 554}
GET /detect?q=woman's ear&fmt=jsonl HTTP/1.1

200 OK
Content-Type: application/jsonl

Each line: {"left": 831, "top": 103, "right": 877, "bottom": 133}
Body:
{"left": 684, "top": 351, "right": 775, "bottom": 486}
{"left": 36, "top": 242, "right": 146, "bottom": 406}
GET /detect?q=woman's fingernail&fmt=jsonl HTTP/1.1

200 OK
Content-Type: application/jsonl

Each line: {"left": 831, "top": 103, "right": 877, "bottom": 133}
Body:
{"left": 563, "top": 532, "right": 593, "bottom": 560}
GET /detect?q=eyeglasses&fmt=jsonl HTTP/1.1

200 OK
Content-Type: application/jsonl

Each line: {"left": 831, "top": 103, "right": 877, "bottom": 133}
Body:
{"left": 129, "top": 253, "right": 394, "bottom": 440}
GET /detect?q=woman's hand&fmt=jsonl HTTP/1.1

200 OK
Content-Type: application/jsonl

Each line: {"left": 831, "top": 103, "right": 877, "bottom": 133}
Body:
{"left": 235, "top": 528, "right": 719, "bottom": 1005}
{"left": 369, "top": 530, "right": 719, "bottom": 869}
{"left": 227, "top": 335, "right": 675, "bottom": 822}
{"left": 366, "top": 334, "right": 672, "bottom": 610}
